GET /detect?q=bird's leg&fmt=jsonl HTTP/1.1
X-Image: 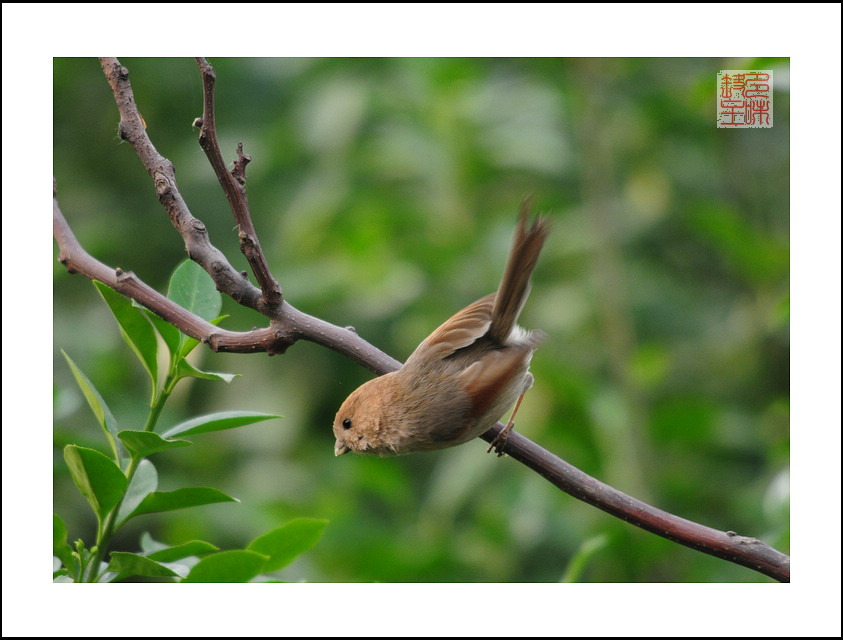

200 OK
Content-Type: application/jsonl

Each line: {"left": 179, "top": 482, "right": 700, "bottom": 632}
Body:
{"left": 487, "top": 391, "right": 527, "bottom": 457}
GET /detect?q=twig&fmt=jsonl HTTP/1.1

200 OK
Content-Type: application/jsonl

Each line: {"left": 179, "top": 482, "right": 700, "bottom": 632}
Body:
{"left": 193, "top": 56, "right": 282, "bottom": 307}
{"left": 53, "top": 57, "right": 790, "bottom": 582}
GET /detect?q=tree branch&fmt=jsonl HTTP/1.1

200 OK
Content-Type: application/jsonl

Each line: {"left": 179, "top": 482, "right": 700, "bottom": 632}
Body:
{"left": 193, "top": 56, "right": 282, "bottom": 307}
{"left": 53, "top": 188, "right": 397, "bottom": 365}
{"left": 53, "top": 58, "right": 790, "bottom": 582}
{"left": 500, "top": 430, "right": 790, "bottom": 581}
{"left": 99, "top": 57, "right": 268, "bottom": 315}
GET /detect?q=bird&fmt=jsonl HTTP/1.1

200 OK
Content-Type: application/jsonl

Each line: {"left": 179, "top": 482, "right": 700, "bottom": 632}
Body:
{"left": 333, "top": 199, "right": 549, "bottom": 457}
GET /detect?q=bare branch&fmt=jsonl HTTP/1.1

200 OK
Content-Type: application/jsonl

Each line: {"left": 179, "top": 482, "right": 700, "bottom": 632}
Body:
{"left": 193, "top": 56, "right": 282, "bottom": 307}
{"left": 99, "top": 57, "right": 268, "bottom": 315}
{"left": 497, "top": 429, "right": 790, "bottom": 581}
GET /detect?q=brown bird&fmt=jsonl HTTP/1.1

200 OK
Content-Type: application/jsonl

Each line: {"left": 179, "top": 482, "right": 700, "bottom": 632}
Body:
{"left": 333, "top": 199, "right": 549, "bottom": 457}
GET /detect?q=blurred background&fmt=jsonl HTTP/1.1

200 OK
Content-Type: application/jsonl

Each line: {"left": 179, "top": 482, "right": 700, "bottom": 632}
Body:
{"left": 53, "top": 57, "right": 789, "bottom": 582}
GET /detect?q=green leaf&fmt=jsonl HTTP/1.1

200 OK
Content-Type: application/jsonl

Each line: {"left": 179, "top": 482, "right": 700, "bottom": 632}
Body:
{"left": 143, "top": 308, "right": 181, "bottom": 359}
{"left": 248, "top": 518, "right": 328, "bottom": 573}
{"left": 118, "top": 430, "right": 192, "bottom": 458}
{"left": 168, "top": 259, "right": 222, "bottom": 320}
{"left": 107, "top": 552, "right": 180, "bottom": 579}
{"left": 176, "top": 358, "right": 239, "bottom": 383}
{"left": 141, "top": 260, "right": 227, "bottom": 362}
{"left": 124, "top": 487, "right": 238, "bottom": 521}
{"left": 178, "top": 335, "right": 201, "bottom": 361}
{"left": 167, "top": 260, "right": 222, "bottom": 358}
{"left": 115, "top": 459, "right": 158, "bottom": 528}
{"left": 63, "top": 445, "right": 128, "bottom": 522}
{"left": 560, "top": 534, "right": 610, "bottom": 583}
{"left": 142, "top": 303, "right": 226, "bottom": 367}
{"left": 177, "top": 314, "right": 227, "bottom": 361}
{"left": 94, "top": 281, "right": 159, "bottom": 403}
{"left": 139, "top": 531, "right": 167, "bottom": 553}
{"left": 53, "top": 514, "right": 74, "bottom": 569}
{"left": 161, "top": 411, "right": 280, "bottom": 439}
{"left": 53, "top": 513, "right": 67, "bottom": 553}
{"left": 147, "top": 540, "right": 219, "bottom": 563}
{"left": 61, "top": 351, "right": 124, "bottom": 464}
{"left": 53, "top": 556, "right": 74, "bottom": 581}
{"left": 182, "top": 550, "right": 269, "bottom": 583}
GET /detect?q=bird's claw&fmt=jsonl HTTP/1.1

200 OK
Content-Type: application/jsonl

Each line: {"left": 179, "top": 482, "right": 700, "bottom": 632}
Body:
{"left": 486, "top": 424, "right": 513, "bottom": 457}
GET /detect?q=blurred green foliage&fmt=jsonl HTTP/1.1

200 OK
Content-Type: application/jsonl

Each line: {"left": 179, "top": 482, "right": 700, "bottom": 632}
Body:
{"left": 54, "top": 57, "right": 789, "bottom": 582}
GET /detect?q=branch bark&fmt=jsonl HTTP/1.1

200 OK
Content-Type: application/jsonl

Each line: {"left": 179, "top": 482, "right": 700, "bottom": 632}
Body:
{"left": 193, "top": 56, "right": 282, "bottom": 307}
{"left": 53, "top": 57, "right": 790, "bottom": 583}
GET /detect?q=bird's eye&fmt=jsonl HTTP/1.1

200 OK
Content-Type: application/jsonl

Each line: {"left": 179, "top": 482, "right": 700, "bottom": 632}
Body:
{"left": 342, "top": 418, "right": 352, "bottom": 430}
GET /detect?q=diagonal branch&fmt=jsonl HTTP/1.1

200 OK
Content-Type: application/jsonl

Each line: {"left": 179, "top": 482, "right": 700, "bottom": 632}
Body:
{"left": 99, "top": 57, "right": 268, "bottom": 315}
{"left": 193, "top": 56, "right": 282, "bottom": 307}
{"left": 53, "top": 58, "right": 790, "bottom": 583}
{"left": 501, "top": 429, "right": 790, "bottom": 581}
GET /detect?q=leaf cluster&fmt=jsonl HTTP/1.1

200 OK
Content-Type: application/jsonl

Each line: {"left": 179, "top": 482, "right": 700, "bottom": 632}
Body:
{"left": 54, "top": 260, "right": 325, "bottom": 582}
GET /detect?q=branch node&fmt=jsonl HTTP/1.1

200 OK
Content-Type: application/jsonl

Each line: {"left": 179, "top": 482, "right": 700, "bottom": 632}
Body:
{"left": 153, "top": 171, "right": 171, "bottom": 196}
{"left": 231, "top": 141, "right": 251, "bottom": 185}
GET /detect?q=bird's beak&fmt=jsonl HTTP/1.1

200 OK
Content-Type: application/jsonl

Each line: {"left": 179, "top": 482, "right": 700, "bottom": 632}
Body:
{"left": 334, "top": 440, "right": 350, "bottom": 456}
